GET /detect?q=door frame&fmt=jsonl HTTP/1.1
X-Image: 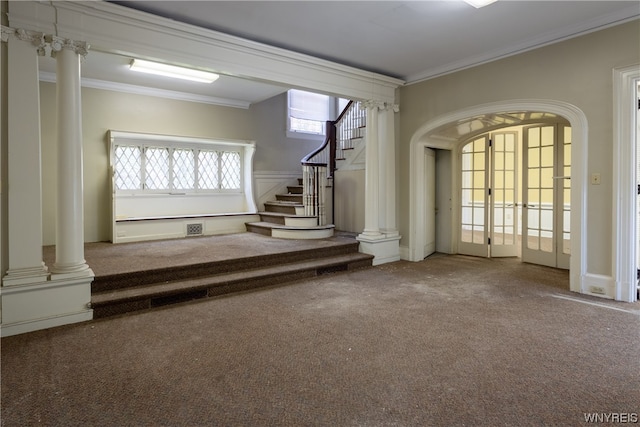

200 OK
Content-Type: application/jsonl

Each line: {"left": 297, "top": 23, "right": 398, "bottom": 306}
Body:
{"left": 613, "top": 65, "right": 640, "bottom": 302}
{"left": 408, "top": 99, "right": 588, "bottom": 296}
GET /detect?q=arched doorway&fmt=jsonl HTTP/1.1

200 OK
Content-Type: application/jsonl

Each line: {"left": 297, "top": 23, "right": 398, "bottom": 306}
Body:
{"left": 408, "top": 100, "right": 587, "bottom": 295}
{"left": 457, "top": 122, "right": 571, "bottom": 269}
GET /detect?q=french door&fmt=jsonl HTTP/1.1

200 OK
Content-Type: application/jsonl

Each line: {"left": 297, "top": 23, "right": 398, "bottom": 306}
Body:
{"left": 459, "top": 131, "right": 518, "bottom": 258}
{"left": 522, "top": 124, "right": 571, "bottom": 269}
{"left": 459, "top": 125, "right": 571, "bottom": 268}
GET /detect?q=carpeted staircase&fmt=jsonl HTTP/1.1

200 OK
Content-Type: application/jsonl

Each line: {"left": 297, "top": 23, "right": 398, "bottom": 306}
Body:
{"left": 245, "top": 178, "right": 335, "bottom": 239}
{"left": 90, "top": 237, "right": 372, "bottom": 318}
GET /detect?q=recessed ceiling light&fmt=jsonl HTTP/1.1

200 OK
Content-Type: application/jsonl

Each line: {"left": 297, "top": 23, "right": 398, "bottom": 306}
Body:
{"left": 129, "top": 59, "right": 219, "bottom": 83}
{"left": 464, "top": 0, "right": 498, "bottom": 8}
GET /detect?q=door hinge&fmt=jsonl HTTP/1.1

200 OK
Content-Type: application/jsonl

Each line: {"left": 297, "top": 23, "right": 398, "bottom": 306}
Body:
{"left": 488, "top": 237, "right": 491, "bottom": 245}
{"left": 489, "top": 139, "right": 492, "bottom": 147}
{"left": 488, "top": 188, "right": 492, "bottom": 196}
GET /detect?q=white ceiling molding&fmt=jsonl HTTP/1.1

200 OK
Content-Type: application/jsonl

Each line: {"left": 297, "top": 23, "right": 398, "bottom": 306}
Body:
{"left": 9, "top": 1, "right": 403, "bottom": 103}
{"left": 38, "top": 72, "right": 251, "bottom": 109}
{"left": 406, "top": 3, "right": 640, "bottom": 84}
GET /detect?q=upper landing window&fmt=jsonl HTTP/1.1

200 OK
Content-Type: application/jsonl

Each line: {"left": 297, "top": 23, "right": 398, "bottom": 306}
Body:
{"left": 287, "top": 89, "right": 331, "bottom": 137}
{"left": 287, "top": 89, "right": 350, "bottom": 138}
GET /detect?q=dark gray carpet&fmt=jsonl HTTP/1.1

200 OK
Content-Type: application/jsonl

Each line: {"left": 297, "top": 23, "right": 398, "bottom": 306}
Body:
{"left": 2, "top": 254, "right": 639, "bottom": 426}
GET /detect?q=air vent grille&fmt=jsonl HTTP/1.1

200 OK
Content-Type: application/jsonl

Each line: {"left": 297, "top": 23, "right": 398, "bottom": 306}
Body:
{"left": 186, "top": 223, "right": 203, "bottom": 236}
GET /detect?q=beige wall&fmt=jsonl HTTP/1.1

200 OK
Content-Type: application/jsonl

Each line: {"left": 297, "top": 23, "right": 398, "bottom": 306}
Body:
{"left": 39, "top": 83, "right": 254, "bottom": 244}
{"left": 249, "top": 92, "right": 323, "bottom": 172}
{"left": 399, "top": 20, "right": 640, "bottom": 276}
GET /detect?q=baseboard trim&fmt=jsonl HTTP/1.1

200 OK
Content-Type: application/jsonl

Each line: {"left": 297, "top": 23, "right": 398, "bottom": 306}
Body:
{"left": 1, "top": 310, "right": 93, "bottom": 337}
{"left": 581, "top": 273, "right": 615, "bottom": 300}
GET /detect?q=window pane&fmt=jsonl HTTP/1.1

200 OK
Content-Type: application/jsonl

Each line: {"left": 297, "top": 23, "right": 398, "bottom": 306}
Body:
{"left": 198, "top": 150, "right": 219, "bottom": 189}
{"left": 145, "top": 147, "right": 169, "bottom": 190}
{"left": 114, "top": 146, "right": 141, "bottom": 190}
{"left": 173, "top": 149, "right": 195, "bottom": 190}
{"left": 220, "top": 151, "right": 241, "bottom": 190}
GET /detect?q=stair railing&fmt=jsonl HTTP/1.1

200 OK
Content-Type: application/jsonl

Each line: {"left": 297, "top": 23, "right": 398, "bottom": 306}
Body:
{"left": 336, "top": 101, "right": 366, "bottom": 162}
{"left": 300, "top": 101, "right": 365, "bottom": 227}
{"left": 301, "top": 122, "right": 333, "bottom": 226}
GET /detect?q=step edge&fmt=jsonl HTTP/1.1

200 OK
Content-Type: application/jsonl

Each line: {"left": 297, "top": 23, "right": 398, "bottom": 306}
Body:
{"left": 92, "top": 253, "right": 373, "bottom": 305}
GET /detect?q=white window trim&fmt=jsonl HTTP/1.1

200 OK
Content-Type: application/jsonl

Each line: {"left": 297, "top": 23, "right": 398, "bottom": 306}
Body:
{"left": 108, "top": 130, "right": 257, "bottom": 211}
{"left": 109, "top": 131, "right": 253, "bottom": 195}
{"left": 286, "top": 90, "right": 342, "bottom": 140}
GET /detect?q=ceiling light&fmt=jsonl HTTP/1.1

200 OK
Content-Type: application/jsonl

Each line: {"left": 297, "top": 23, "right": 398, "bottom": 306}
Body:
{"left": 464, "top": 0, "right": 498, "bottom": 8}
{"left": 129, "top": 59, "right": 219, "bottom": 83}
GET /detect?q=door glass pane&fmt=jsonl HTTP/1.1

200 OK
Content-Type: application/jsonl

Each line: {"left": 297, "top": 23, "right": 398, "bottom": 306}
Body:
{"left": 562, "top": 126, "right": 572, "bottom": 255}
{"left": 461, "top": 137, "right": 486, "bottom": 246}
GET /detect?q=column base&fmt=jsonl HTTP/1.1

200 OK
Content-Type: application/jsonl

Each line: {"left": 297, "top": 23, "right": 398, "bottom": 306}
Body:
{"left": 1, "top": 273, "right": 94, "bottom": 337}
{"left": 2, "top": 264, "right": 49, "bottom": 287}
{"left": 50, "top": 261, "right": 93, "bottom": 280}
{"left": 357, "top": 234, "right": 402, "bottom": 266}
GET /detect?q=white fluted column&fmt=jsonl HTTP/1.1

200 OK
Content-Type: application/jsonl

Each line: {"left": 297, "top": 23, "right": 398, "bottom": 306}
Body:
{"left": 357, "top": 100, "right": 401, "bottom": 265}
{"left": 358, "top": 100, "right": 384, "bottom": 239}
{"left": 2, "top": 28, "right": 49, "bottom": 286}
{"left": 48, "top": 36, "right": 92, "bottom": 278}
{"left": 378, "top": 103, "right": 400, "bottom": 237}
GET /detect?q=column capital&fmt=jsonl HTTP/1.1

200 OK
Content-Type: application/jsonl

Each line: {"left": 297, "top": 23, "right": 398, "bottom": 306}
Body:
{"left": 1, "top": 27, "right": 90, "bottom": 58}
{"left": 361, "top": 100, "right": 399, "bottom": 113}
{"left": 1, "top": 25, "right": 15, "bottom": 43}
{"left": 45, "top": 35, "right": 90, "bottom": 58}
{"left": 3, "top": 27, "right": 48, "bottom": 55}
{"left": 361, "top": 100, "right": 385, "bottom": 111}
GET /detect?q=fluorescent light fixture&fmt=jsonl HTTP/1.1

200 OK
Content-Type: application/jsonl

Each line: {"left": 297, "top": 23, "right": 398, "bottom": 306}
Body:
{"left": 464, "top": 0, "right": 498, "bottom": 8}
{"left": 129, "top": 59, "right": 219, "bottom": 83}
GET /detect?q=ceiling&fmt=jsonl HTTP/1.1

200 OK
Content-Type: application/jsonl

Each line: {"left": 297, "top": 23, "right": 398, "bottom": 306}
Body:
{"left": 38, "top": 1, "right": 639, "bottom": 108}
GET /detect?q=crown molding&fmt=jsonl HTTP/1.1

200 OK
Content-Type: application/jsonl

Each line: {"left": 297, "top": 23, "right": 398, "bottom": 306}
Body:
{"left": 406, "top": 5, "right": 640, "bottom": 84}
{"left": 38, "top": 72, "right": 251, "bottom": 109}
{"left": 10, "top": 1, "right": 403, "bottom": 103}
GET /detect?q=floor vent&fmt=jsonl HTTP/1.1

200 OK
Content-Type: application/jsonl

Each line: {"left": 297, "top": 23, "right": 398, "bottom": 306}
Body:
{"left": 186, "top": 223, "right": 203, "bottom": 236}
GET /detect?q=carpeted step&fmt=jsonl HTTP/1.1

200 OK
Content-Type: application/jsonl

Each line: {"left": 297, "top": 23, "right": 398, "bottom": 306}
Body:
{"left": 92, "top": 239, "right": 361, "bottom": 293}
{"left": 91, "top": 252, "right": 373, "bottom": 318}
{"left": 276, "top": 194, "right": 303, "bottom": 203}
{"left": 287, "top": 185, "right": 303, "bottom": 194}
{"left": 245, "top": 221, "right": 334, "bottom": 239}
{"left": 259, "top": 212, "right": 319, "bottom": 227}
{"left": 264, "top": 201, "right": 305, "bottom": 215}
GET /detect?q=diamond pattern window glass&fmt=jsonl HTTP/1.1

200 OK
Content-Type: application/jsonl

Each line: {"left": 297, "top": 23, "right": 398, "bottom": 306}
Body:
{"left": 173, "top": 149, "right": 195, "bottom": 190}
{"left": 220, "top": 151, "right": 241, "bottom": 189}
{"left": 145, "top": 147, "right": 170, "bottom": 190}
{"left": 114, "top": 146, "right": 142, "bottom": 190}
{"left": 113, "top": 141, "right": 241, "bottom": 193}
{"left": 198, "top": 150, "right": 219, "bottom": 190}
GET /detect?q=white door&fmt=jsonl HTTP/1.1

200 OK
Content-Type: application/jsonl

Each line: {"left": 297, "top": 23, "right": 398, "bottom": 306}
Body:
{"left": 424, "top": 148, "right": 436, "bottom": 257}
{"left": 489, "top": 132, "right": 519, "bottom": 257}
{"left": 459, "top": 135, "right": 489, "bottom": 257}
{"left": 522, "top": 124, "right": 571, "bottom": 268}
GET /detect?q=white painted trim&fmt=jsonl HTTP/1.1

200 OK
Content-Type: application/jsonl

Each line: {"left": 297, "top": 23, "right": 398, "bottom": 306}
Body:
{"left": 357, "top": 235, "right": 402, "bottom": 265}
{"left": 407, "top": 5, "right": 640, "bottom": 84}
{"left": 582, "top": 273, "right": 616, "bottom": 300}
{"left": 612, "top": 64, "right": 640, "bottom": 302}
{"left": 1, "top": 310, "right": 93, "bottom": 337}
{"left": 0, "top": 275, "right": 93, "bottom": 336}
{"left": 39, "top": 71, "right": 251, "bottom": 109}
{"left": 408, "top": 100, "right": 588, "bottom": 296}
{"left": 10, "top": 1, "right": 403, "bottom": 103}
